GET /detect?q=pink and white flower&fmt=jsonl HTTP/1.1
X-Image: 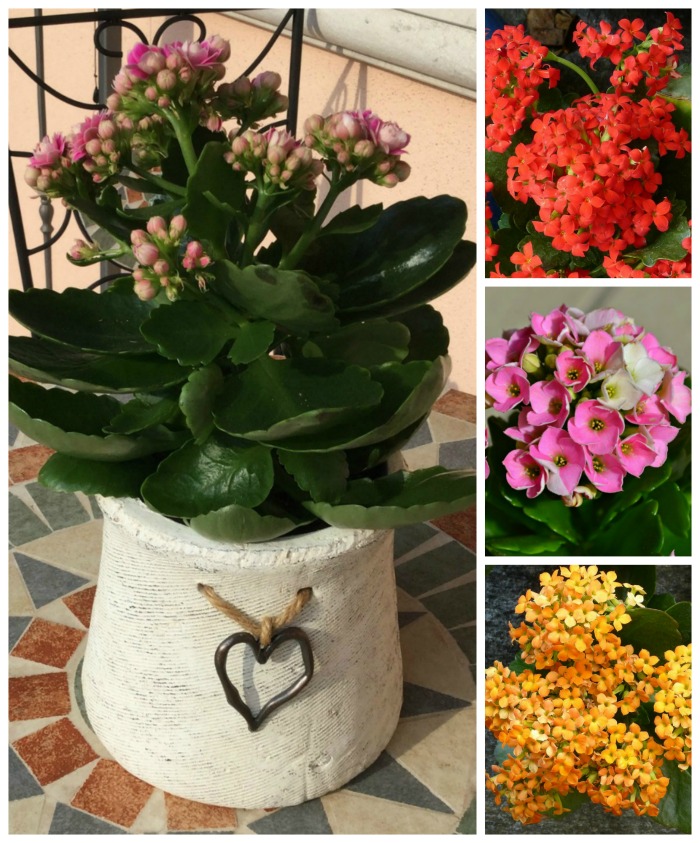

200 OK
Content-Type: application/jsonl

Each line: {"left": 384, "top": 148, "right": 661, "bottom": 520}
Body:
{"left": 615, "top": 433, "right": 657, "bottom": 477}
{"left": 503, "top": 449, "right": 546, "bottom": 498}
{"left": 526, "top": 380, "right": 570, "bottom": 427}
{"left": 567, "top": 399, "right": 624, "bottom": 454}
{"left": 554, "top": 348, "right": 593, "bottom": 392}
{"left": 658, "top": 370, "right": 692, "bottom": 423}
{"left": 530, "top": 428, "right": 586, "bottom": 496}
{"left": 584, "top": 451, "right": 626, "bottom": 493}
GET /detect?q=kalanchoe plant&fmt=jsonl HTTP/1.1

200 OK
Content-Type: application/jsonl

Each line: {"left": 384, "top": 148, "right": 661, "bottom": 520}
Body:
{"left": 485, "top": 12, "right": 692, "bottom": 278}
{"left": 10, "top": 36, "right": 476, "bottom": 543}
{"left": 485, "top": 305, "right": 691, "bottom": 555}
{"left": 486, "top": 564, "right": 692, "bottom": 832}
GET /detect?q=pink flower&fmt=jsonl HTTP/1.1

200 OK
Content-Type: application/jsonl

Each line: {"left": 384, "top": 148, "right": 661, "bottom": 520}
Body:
{"left": 376, "top": 121, "right": 411, "bottom": 155}
{"left": 530, "top": 428, "right": 586, "bottom": 496}
{"left": 584, "top": 451, "right": 626, "bottom": 493}
{"left": 485, "top": 327, "right": 539, "bottom": 371}
{"left": 504, "top": 408, "right": 544, "bottom": 444}
{"left": 626, "top": 394, "right": 668, "bottom": 426}
{"left": 485, "top": 365, "right": 530, "bottom": 412}
{"left": 526, "top": 380, "right": 570, "bottom": 427}
{"left": 554, "top": 348, "right": 593, "bottom": 392}
{"left": 165, "top": 37, "right": 230, "bottom": 70}
{"left": 616, "top": 433, "right": 657, "bottom": 477}
{"left": 642, "top": 332, "right": 677, "bottom": 370}
{"left": 658, "top": 371, "right": 692, "bottom": 423}
{"left": 503, "top": 449, "right": 545, "bottom": 498}
{"left": 567, "top": 399, "right": 624, "bottom": 454}
{"left": 580, "top": 330, "right": 622, "bottom": 379}
{"left": 640, "top": 423, "right": 679, "bottom": 468}
{"left": 29, "top": 133, "right": 68, "bottom": 168}
{"left": 531, "top": 305, "right": 587, "bottom": 346}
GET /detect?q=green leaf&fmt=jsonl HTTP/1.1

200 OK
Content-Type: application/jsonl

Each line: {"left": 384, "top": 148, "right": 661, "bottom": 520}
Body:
{"left": 214, "top": 356, "right": 384, "bottom": 442}
{"left": 277, "top": 450, "right": 349, "bottom": 502}
{"left": 9, "top": 377, "right": 180, "bottom": 461}
{"left": 188, "top": 504, "right": 300, "bottom": 543}
{"left": 524, "top": 225, "right": 571, "bottom": 271}
{"left": 487, "top": 534, "right": 566, "bottom": 555}
{"left": 104, "top": 397, "right": 180, "bottom": 434}
{"left": 598, "top": 463, "right": 673, "bottom": 528}
{"left": 666, "top": 602, "right": 691, "bottom": 645}
{"left": 212, "top": 260, "right": 338, "bottom": 334}
{"left": 9, "top": 335, "right": 189, "bottom": 393}
{"left": 519, "top": 494, "right": 580, "bottom": 543}
{"left": 39, "top": 452, "right": 158, "bottom": 498}
{"left": 304, "top": 467, "right": 475, "bottom": 528}
{"left": 488, "top": 226, "right": 523, "bottom": 276}
{"left": 652, "top": 760, "right": 691, "bottom": 834}
{"left": 390, "top": 305, "right": 450, "bottom": 363}
{"left": 267, "top": 189, "right": 317, "bottom": 254}
{"left": 646, "top": 592, "right": 676, "bottom": 611}
{"left": 602, "top": 565, "right": 657, "bottom": 600}
{"left": 9, "top": 287, "right": 157, "bottom": 354}
{"left": 324, "top": 196, "right": 467, "bottom": 312}
{"left": 617, "top": 606, "right": 682, "bottom": 659}
{"left": 141, "top": 432, "right": 274, "bottom": 518}
{"left": 593, "top": 499, "right": 664, "bottom": 556}
{"left": 319, "top": 203, "right": 383, "bottom": 236}
{"left": 140, "top": 298, "right": 238, "bottom": 366}
{"left": 651, "top": 481, "right": 691, "bottom": 536}
{"left": 162, "top": 126, "right": 228, "bottom": 187}
{"left": 485, "top": 128, "right": 535, "bottom": 216}
{"left": 628, "top": 200, "right": 690, "bottom": 267}
{"left": 228, "top": 320, "right": 277, "bottom": 364}
{"left": 304, "top": 320, "right": 410, "bottom": 367}
{"left": 179, "top": 364, "right": 224, "bottom": 444}
{"left": 182, "top": 141, "right": 246, "bottom": 257}
{"left": 68, "top": 194, "right": 137, "bottom": 242}
{"left": 508, "top": 654, "right": 530, "bottom": 675}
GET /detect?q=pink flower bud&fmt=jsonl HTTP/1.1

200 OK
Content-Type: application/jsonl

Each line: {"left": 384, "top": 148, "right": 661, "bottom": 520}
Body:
{"left": 134, "top": 278, "right": 157, "bottom": 301}
{"left": 133, "top": 242, "right": 160, "bottom": 266}
{"left": 157, "top": 96, "right": 171, "bottom": 109}
{"left": 147, "top": 216, "right": 167, "bottom": 237}
{"left": 231, "top": 75, "right": 252, "bottom": 96}
{"left": 106, "top": 93, "right": 123, "bottom": 111}
{"left": 156, "top": 68, "right": 177, "bottom": 91}
{"left": 354, "top": 139, "right": 375, "bottom": 158}
{"left": 169, "top": 215, "right": 187, "bottom": 238}
{"left": 97, "top": 119, "right": 115, "bottom": 140}
{"left": 130, "top": 229, "right": 149, "bottom": 246}
{"left": 68, "top": 239, "right": 89, "bottom": 260}
{"left": 304, "top": 114, "right": 324, "bottom": 134}
{"left": 231, "top": 136, "right": 249, "bottom": 156}
{"left": 85, "top": 138, "right": 103, "bottom": 157}
{"left": 185, "top": 241, "right": 204, "bottom": 260}
{"left": 330, "top": 112, "right": 363, "bottom": 141}
{"left": 377, "top": 121, "right": 410, "bottom": 154}
{"left": 253, "top": 70, "right": 282, "bottom": 91}
{"left": 24, "top": 167, "right": 40, "bottom": 188}
{"left": 112, "top": 72, "right": 132, "bottom": 95}
{"left": 393, "top": 160, "right": 411, "bottom": 182}
{"left": 145, "top": 86, "right": 158, "bottom": 101}
{"left": 153, "top": 259, "right": 170, "bottom": 276}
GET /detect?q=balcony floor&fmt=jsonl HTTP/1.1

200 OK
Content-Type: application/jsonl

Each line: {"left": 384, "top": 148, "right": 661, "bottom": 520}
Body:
{"left": 9, "top": 391, "right": 476, "bottom": 834}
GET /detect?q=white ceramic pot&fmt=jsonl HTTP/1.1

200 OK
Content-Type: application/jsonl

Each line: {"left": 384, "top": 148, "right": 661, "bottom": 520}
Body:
{"left": 82, "top": 497, "right": 402, "bottom": 808}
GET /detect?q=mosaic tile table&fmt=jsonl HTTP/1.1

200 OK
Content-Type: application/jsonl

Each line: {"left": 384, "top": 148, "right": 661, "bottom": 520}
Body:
{"left": 9, "top": 391, "right": 476, "bottom": 835}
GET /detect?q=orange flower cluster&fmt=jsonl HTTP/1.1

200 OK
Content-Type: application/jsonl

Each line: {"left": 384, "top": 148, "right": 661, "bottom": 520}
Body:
{"left": 485, "top": 565, "right": 692, "bottom": 825}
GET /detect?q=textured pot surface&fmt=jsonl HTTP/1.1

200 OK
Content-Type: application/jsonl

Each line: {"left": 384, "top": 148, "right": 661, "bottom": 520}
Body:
{"left": 83, "top": 497, "right": 402, "bottom": 808}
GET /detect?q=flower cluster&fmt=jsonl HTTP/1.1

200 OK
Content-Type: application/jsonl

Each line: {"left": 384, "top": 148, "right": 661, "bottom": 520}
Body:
{"left": 225, "top": 126, "right": 323, "bottom": 192}
{"left": 486, "top": 565, "right": 692, "bottom": 825}
{"left": 214, "top": 70, "right": 289, "bottom": 127}
{"left": 486, "top": 305, "right": 691, "bottom": 504}
{"left": 129, "top": 215, "right": 210, "bottom": 301}
{"left": 485, "top": 14, "right": 691, "bottom": 278}
{"left": 303, "top": 109, "right": 411, "bottom": 186}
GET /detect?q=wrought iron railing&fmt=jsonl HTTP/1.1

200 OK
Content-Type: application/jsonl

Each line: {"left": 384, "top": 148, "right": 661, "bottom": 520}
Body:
{"left": 9, "top": 8, "right": 305, "bottom": 291}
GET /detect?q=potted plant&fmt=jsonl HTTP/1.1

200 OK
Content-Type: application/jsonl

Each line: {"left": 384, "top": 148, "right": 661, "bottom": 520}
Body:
{"left": 9, "top": 35, "right": 476, "bottom": 807}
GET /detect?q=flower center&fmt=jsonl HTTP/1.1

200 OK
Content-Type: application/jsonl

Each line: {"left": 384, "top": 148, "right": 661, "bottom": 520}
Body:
{"left": 605, "top": 384, "right": 617, "bottom": 399}
{"left": 567, "top": 368, "right": 580, "bottom": 380}
{"left": 524, "top": 465, "right": 540, "bottom": 479}
{"left": 507, "top": 384, "right": 521, "bottom": 397}
{"left": 589, "top": 418, "right": 605, "bottom": 432}
{"left": 554, "top": 454, "right": 567, "bottom": 467}
{"left": 592, "top": 456, "right": 605, "bottom": 473}
{"left": 550, "top": 400, "right": 563, "bottom": 414}
{"left": 621, "top": 442, "right": 632, "bottom": 456}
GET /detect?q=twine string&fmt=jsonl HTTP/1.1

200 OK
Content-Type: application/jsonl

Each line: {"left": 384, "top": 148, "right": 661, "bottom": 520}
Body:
{"left": 197, "top": 583, "right": 313, "bottom": 647}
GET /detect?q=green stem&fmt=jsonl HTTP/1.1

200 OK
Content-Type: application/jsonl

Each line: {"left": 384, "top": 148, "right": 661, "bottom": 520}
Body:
{"left": 279, "top": 177, "right": 346, "bottom": 270}
{"left": 240, "top": 190, "right": 273, "bottom": 266}
{"left": 546, "top": 51, "right": 599, "bottom": 95}
{"left": 128, "top": 164, "right": 187, "bottom": 197}
{"left": 166, "top": 110, "right": 199, "bottom": 176}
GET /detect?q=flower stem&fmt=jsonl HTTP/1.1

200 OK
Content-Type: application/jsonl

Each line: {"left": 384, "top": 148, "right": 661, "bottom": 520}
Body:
{"left": 279, "top": 176, "right": 345, "bottom": 270}
{"left": 166, "top": 111, "right": 199, "bottom": 176}
{"left": 128, "top": 165, "right": 187, "bottom": 197}
{"left": 546, "top": 51, "right": 599, "bottom": 95}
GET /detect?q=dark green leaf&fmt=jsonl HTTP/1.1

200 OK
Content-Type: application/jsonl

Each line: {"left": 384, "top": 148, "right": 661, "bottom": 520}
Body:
{"left": 601, "top": 566, "right": 656, "bottom": 600}
{"left": 524, "top": 225, "right": 571, "bottom": 271}
{"left": 214, "top": 356, "right": 384, "bottom": 442}
{"left": 228, "top": 320, "right": 276, "bottom": 364}
{"left": 9, "top": 287, "right": 157, "bottom": 354}
{"left": 162, "top": 126, "right": 228, "bottom": 187}
{"left": 140, "top": 298, "right": 238, "bottom": 365}
{"left": 389, "top": 305, "right": 450, "bottom": 363}
{"left": 305, "top": 467, "right": 475, "bottom": 528}
{"left": 487, "top": 534, "right": 566, "bottom": 555}
{"left": 666, "top": 602, "right": 691, "bottom": 645}
{"left": 628, "top": 200, "right": 690, "bottom": 267}
{"left": 39, "top": 452, "right": 158, "bottom": 498}
{"left": 599, "top": 463, "right": 673, "bottom": 528}
{"left": 485, "top": 128, "right": 534, "bottom": 216}
{"left": 652, "top": 760, "right": 691, "bottom": 834}
{"left": 179, "top": 365, "right": 225, "bottom": 444}
{"left": 617, "top": 606, "right": 682, "bottom": 659}
{"left": 9, "top": 335, "right": 189, "bottom": 393}
{"left": 646, "top": 593, "right": 676, "bottom": 611}
{"left": 188, "top": 504, "right": 299, "bottom": 543}
{"left": 489, "top": 226, "right": 523, "bottom": 276}
{"left": 508, "top": 654, "right": 531, "bottom": 675}
{"left": 212, "top": 260, "right": 338, "bottom": 334}
{"left": 304, "top": 320, "right": 410, "bottom": 367}
{"left": 118, "top": 197, "right": 183, "bottom": 220}
{"left": 182, "top": 142, "right": 246, "bottom": 257}
{"left": 104, "top": 397, "right": 180, "bottom": 434}
{"left": 319, "top": 203, "right": 383, "bottom": 236}
{"left": 69, "top": 195, "right": 137, "bottom": 242}
{"left": 141, "top": 432, "right": 274, "bottom": 517}
{"left": 520, "top": 494, "right": 580, "bottom": 543}
{"left": 593, "top": 500, "right": 664, "bottom": 556}
{"left": 277, "top": 450, "right": 349, "bottom": 502}
{"left": 651, "top": 481, "right": 691, "bottom": 537}
{"left": 267, "top": 189, "right": 317, "bottom": 254}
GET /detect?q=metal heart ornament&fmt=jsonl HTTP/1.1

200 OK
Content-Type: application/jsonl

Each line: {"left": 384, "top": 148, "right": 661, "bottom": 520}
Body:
{"left": 214, "top": 627, "right": 314, "bottom": 731}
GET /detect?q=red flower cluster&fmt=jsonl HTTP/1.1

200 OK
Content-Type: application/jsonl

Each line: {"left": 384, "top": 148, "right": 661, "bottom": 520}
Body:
{"left": 485, "top": 174, "right": 499, "bottom": 263}
{"left": 574, "top": 13, "right": 684, "bottom": 96}
{"left": 485, "top": 25, "right": 559, "bottom": 153}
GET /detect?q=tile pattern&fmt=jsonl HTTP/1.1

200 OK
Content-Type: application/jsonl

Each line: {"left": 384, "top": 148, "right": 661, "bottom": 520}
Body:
{"left": 8, "top": 399, "right": 477, "bottom": 834}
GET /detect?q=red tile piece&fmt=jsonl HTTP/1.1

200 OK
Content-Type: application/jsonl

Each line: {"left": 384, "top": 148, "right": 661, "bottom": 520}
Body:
{"left": 434, "top": 389, "right": 475, "bottom": 423}
{"left": 13, "top": 717, "right": 99, "bottom": 785}
{"left": 164, "top": 792, "right": 238, "bottom": 831}
{"left": 11, "top": 618, "right": 85, "bottom": 668}
{"left": 432, "top": 505, "right": 476, "bottom": 551}
{"left": 8, "top": 445, "right": 55, "bottom": 484}
{"left": 71, "top": 759, "right": 154, "bottom": 829}
{"left": 9, "top": 672, "right": 72, "bottom": 721}
{"left": 63, "top": 586, "right": 97, "bottom": 629}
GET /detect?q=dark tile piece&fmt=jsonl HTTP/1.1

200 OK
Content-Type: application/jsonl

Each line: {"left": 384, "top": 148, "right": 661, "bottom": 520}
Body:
{"left": 88, "top": 496, "right": 104, "bottom": 519}
{"left": 400, "top": 682, "right": 470, "bottom": 718}
{"left": 8, "top": 494, "right": 51, "bottom": 546}
{"left": 248, "top": 799, "right": 332, "bottom": 834}
{"left": 439, "top": 438, "right": 476, "bottom": 471}
{"left": 449, "top": 627, "right": 476, "bottom": 664}
{"left": 456, "top": 796, "right": 477, "bottom": 834}
{"left": 420, "top": 583, "right": 477, "bottom": 630}
{"left": 49, "top": 803, "right": 126, "bottom": 834}
{"left": 395, "top": 541, "right": 475, "bottom": 597}
{"left": 74, "top": 659, "right": 92, "bottom": 731}
{"left": 9, "top": 746, "right": 44, "bottom": 801}
{"left": 402, "top": 419, "right": 433, "bottom": 450}
{"left": 345, "top": 751, "right": 452, "bottom": 814}
{"left": 398, "top": 611, "right": 425, "bottom": 628}
{"left": 14, "top": 553, "right": 89, "bottom": 609}
{"left": 24, "top": 484, "right": 90, "bottom": 532}
{"left": 393, "top": 523, "right": 438, "bottom": 560}
{"left": 10, "top": 423, "right": 19, "bottom": 447}
{"left": 9, "top": 616, "right": 32, "bottom": 651}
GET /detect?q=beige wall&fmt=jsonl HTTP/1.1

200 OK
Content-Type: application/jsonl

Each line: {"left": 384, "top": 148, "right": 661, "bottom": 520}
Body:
{"left": 9, "top": 10, "right": 476, "bottom": 394}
